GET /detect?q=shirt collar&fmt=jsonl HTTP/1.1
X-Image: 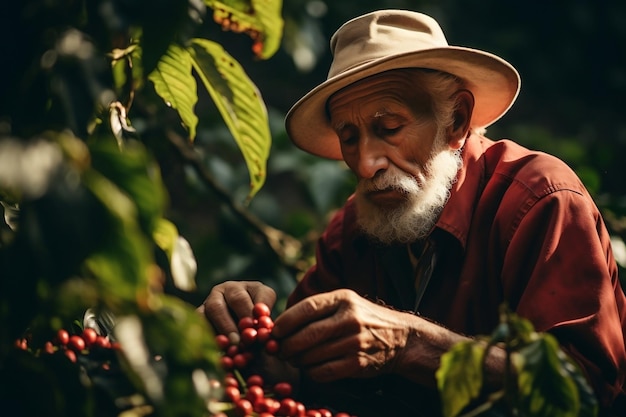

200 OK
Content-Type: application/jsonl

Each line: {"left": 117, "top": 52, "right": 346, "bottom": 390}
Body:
{"left": 434, "top": 134, "right": 488, "bottom": 249}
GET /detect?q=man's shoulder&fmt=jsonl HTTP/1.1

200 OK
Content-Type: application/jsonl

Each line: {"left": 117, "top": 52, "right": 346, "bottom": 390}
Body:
{"left": 477, "top": 137, "right": 587, "bottom": 196}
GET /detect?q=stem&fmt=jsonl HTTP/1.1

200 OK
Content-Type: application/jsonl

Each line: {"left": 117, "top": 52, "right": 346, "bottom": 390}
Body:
{"left": 165, "top": 129, "right": 307, "bottom": 275}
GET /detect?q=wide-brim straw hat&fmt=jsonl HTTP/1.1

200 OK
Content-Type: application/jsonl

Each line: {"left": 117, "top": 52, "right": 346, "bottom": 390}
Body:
{"left": 285, "top": 10, "right": 521, "bottom": 160}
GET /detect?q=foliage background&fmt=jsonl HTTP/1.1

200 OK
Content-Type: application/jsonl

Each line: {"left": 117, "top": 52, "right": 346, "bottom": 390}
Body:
{"left": 170, "top": 0, "right": 626, "bottom": 308}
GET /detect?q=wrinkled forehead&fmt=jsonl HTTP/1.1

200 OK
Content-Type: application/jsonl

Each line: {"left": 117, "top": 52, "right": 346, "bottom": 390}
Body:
{"left": 327, "top": 69, "right": 434, "bottom": 118}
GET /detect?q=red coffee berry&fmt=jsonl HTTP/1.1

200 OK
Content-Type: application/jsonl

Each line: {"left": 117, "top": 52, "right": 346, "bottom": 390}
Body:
{"left": 258, "top": 397, "right": 280, "bottom": 414}
{"left": 43, "top": 341, "right": 55, "bottom": 354}
{"left": 64, "top": 349, "right": 77, "bottom": 363}
{"left": 256, "top": 327, "right": 271, "bottom": 343}
{"left": 334, "top": 413, "right": 351, "bottom": 417}
{"left": 273, "top": 382, "right": 292, "bottom": 398}
{"left": 224, "top": 374, "right": 239, "bottom": 387}
{"left": 306, "top": 410, "right": 322, "bottom": 417}
{"left": 14, "top": 338, "right": 27, "bottom": 350}
{"left": 238, "top": 316, "right": 255, "bottom": 330}
{"left": 226, "top": 344, "right": 239, "bottom": 357}
{"left": 94, "top": 335, "right": 111, "bottom": 349}
{"left": 233, "top": 353, "right": 248, "bottom": 369}
{"left": 245, "top": 385, "right": 264, "bottom": 405}
{"left": 234, "top": 399, "right": 253, "bottom": 417}
{"left": 278, "top": 398, "right": 297, "bottom": 416}
{"left": 265, "top": 339, "right": 279, "bottom": 355}
{"left": 215, "top": 334, "right": 230, "bottom": 350}
{"left": 220, "top": 356, "right": 234, "bottom": 370}
{"left": 256, "top": 315, "right": 274, "bottom": 330}
{"left": 56, "top": 329, "right": 70, "bottom": 345}
{"left": 224, "top": 386, "right": 240, "bottom": 402}
{"left": 68, "top": 335, "right": 86, "bottom": 352}
{"left": 252, "top": 302, "right": 271, "bottom": 318}
{"left": 318, "top": 409, "right": 332, "bottom": 417}
{"left": 82, "top": 328, "right": 98, "bottom": 346}
{"left": 240, "top": 327, "right": 258, "bottom": 345}
{"left": 246, "top": 374, "right": 264, "bottom": 388}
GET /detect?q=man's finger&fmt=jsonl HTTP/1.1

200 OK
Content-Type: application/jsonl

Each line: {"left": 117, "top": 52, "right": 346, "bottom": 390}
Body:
{"left": 272, "top": 290, "right": 344, "bottom": 338}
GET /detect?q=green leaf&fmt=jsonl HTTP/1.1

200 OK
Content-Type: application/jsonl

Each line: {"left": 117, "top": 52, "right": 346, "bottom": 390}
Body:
{"left": 148, "top": 44, "right": 199, "bottom": 140}
{"left": 81, "top": 169, "right": 152, "bottom": 310}
{"left": 436, "top": 341, "right": 486, "bottom": 417}
{"left": 189, "top": 38, "right": 271, "bottom": 200}
{"left": 153, "top": 218, "right": 198, "bottom": 291}
{"left": 205, "top": 0, "right": 284, "bottom": 59}
{"left": 89, "top": 140, "right": 167, "bottom": 235}
{"left": 515, "top": 334, "right": 581, "bottom": 417}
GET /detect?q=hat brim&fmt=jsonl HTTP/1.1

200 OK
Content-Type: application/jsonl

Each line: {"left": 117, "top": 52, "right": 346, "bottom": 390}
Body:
{"left": 285, "top": 47, "right": 520, "bottom": 160}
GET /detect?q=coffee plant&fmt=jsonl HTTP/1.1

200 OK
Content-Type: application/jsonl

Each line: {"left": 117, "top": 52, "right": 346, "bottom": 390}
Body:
{"left": 0, "top": 0, "right": 283, "bottom": 416}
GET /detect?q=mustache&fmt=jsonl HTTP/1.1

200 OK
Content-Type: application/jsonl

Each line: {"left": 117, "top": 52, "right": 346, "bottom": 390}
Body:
{"left": 357, "top": 168, "right": 421, "bottom": 194}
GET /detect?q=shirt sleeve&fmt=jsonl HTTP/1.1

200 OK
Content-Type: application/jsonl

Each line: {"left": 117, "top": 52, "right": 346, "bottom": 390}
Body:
{"left": 503, "top": 188, "right": 626, "bottom": 410}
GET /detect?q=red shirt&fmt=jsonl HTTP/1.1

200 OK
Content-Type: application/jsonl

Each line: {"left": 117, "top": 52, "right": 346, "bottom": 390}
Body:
{"left": 289, "top": 135, "right": 626, "bottom": 414}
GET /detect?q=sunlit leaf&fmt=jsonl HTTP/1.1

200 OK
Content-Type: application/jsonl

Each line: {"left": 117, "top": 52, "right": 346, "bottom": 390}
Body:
{"left": 436, "top": 341, "right": 486, "bottom": 417}
{"left": 189, "top": 38, "right": 270, "bottom": 200}
{"left": 515, "top": 335, "right": 581, "bottom": 417}
{"left": 153, "top": 219, "right": 198, "bottom": 291}
{"left": 149, "top": 44, "right": 198, "bottom": 140}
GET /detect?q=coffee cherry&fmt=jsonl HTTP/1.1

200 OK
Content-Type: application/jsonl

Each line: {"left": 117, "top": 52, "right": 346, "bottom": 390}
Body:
{"left": 215, "top": 334, "right": 230, "bottom": 349}
{"left": 238, "top": 316, "right": 255, "bottom": 330}
{"left": 56, "top": 329, "right": 70, "bottom": 345}
{"left": 82, "top": 328, "right": 98, "bottom": 346}
{"left": 233, "top": 353, "right": 248, "bottom": 369}
{"left": 240, "top": 327, "right": 258, "bottom": 345}
{"left": 252, "top": 302, "right": 271, "bottom": 318}
{"left": 278, "top": 398, "right": 297, "bottom": 416}
{"left": 246, "top": 374, "right": 264, "bottom": 388}
{"left": 224, "top": 386, "right": 240, "bottom": 402}
{"left": 273, "top": 382, "right": 293, "bottom": 398}
{"left": 64, "top": 349, "right": 77, "bottom": 363}
{"left": 68, "top": 335, "right": 86, "bottom": 352}
{"left": 234, "top": 399, "right": 253, "bottom": 417}
{"left": 265, "top": 339, "right": 279, "bottom": 355}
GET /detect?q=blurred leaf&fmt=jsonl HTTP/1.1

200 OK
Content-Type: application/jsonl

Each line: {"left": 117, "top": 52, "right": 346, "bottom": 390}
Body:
{"left": 81, "top": 168, "right": 152, "bottom": 310}
{"left": 514, "top": 335, "right": 584, "bottom": 417}
{"left": 115, "top": 295, "right": 222, "bottom": 416}
{"left": 436, "top": 341, "right": 486, "bottom": 417}
{"left": 148, "top": 44, "right": 199, "bottom": 140}
{"left": 153, "top": 218, "right": 198, "bottom": 291}
{"left": 89, "top": 140, "right": 166, "bottom": 235}
{"left": 189, "top": 38, "right": 271, "bottom": 200}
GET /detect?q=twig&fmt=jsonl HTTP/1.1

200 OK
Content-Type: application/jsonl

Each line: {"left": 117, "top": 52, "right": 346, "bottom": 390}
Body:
{"left": 165, "top": 129, "right": 306, "bottom": 275}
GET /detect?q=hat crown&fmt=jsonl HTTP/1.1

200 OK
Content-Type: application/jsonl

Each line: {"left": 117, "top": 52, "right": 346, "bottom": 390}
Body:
{"left": 329, "top": 11, "right": 449, "bottom": 78}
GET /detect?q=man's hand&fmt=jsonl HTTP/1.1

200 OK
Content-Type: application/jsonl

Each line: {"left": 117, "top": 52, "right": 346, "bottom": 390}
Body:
{"left": 271, "top": 289, "right": 413, "bottom": 382}
{"left": 198, "top": 281, "right": 276, "bottom": 339}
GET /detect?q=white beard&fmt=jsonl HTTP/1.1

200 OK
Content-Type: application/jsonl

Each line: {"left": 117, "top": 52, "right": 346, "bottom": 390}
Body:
{"left": 355, "top": 135, "right": 463, "bottom": 245}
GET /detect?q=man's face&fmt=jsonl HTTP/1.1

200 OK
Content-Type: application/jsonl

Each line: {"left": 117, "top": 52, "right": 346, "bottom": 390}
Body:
{"left": 328, "top": 70, "right": 463, "bottom": 244}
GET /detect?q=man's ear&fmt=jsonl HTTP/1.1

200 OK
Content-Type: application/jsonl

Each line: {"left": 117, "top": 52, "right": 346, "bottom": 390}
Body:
{"left": 447, "top": 89, "right": 474, "bottom": 150}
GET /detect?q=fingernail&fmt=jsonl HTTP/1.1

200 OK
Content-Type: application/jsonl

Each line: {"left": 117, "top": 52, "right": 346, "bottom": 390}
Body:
{"left": 228, "top": 332, "right": 240, "bottom": 345}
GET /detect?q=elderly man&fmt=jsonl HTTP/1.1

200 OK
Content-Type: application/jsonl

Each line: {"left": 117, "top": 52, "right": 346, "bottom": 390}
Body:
{"left": 201, "top": 10, "right": 626, "bottom": 416}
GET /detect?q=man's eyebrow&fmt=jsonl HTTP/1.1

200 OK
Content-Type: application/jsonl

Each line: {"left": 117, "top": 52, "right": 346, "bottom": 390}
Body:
{"left": 332, "top": 121, "right": 346, "bottom": 131}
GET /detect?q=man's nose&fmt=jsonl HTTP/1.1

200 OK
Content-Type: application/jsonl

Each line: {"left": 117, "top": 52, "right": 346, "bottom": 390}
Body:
{"left": 355, "top": 136, "right": 388, "bottom": 179}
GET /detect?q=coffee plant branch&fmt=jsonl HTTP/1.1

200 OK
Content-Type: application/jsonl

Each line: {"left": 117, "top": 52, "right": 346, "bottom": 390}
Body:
{"left": 166, "top": 129, "right": 307, "bottom": 275}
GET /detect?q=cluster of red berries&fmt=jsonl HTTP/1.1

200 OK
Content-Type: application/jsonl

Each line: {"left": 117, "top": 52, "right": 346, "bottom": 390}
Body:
{"left": 213, "top": 303, "right": 356, "bottom": 417}
{"left": 14, "top": 327, "right": 119, "bottom": 365}
{"left": 216, "top": 302, "right": 279, "bottom": 372}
